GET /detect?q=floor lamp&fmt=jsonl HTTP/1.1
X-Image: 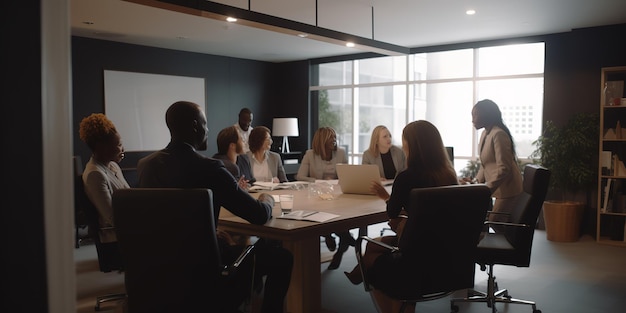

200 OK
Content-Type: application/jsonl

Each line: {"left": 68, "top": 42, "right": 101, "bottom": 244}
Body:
{"left": 272, "top": 118, "right": 299, "bottom": 153}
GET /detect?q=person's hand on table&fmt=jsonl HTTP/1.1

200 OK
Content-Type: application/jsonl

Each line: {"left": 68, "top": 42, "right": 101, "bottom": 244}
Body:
{"left": 258, "top": 192, "right": 275, "bottom": 207}
{"left": 370, "top": 180, "right": 390, "bottom": 201}
{"left": 216, "top": 229, "right": 236, "bottom": 246}
{"left": 238, "top": 175, "right": 250, "bottom": 191}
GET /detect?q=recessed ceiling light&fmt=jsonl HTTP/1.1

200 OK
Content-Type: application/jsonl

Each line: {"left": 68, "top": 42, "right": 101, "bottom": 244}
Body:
{"left": 466, "top": 9, "right": 476, "bottom": 15}
{"left": 226, "top": 17, "right": 237, "bottom": 22}
{"left": 346, "top": 42, "right": 355, "bottom": 48}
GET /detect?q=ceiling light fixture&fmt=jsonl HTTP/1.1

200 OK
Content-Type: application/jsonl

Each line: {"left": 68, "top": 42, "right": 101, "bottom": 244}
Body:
{"left": 346, "top": 42, "right": 355, "bottom": 48}
{"left": 466, "top": 9, "right": 476, "bottom": 15}
{"left": 226, "top": 16, "right": 237, "bottom": 22}
{"left": 124, "top": 0, "right": 410, "bottom": 56}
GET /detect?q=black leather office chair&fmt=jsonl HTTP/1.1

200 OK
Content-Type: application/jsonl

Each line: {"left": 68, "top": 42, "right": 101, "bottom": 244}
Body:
{"left": 450, "top": 164, "right": 550, "bottom": 313}
{"left": 74, "top": 173, "right": 127, "bottom": 311}
{"left": 112, "top": 188, "right": 256, "bottom": 313}
{"left": 355, "top": 184, "right": 491, "bottom": 313}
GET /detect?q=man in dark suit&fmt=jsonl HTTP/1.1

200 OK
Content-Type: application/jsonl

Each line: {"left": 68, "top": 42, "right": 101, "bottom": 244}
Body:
{"left": 137, "top": 100, "right": 293, "bottom": 313}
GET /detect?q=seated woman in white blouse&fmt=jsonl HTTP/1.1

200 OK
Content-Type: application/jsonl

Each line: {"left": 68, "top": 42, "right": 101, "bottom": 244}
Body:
{"left": 247, "top": 126, "right": 288, "bottom": 183}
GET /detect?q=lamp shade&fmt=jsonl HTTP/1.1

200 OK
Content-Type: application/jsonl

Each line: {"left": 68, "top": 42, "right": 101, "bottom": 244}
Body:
{"left": 272, "top": 118, "right": 299, "bottom": 137}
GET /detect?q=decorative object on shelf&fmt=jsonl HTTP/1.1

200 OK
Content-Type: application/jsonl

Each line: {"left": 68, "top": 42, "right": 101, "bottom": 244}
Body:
{"left": 272, "top": 118, "right": 299, "bottom": 153}
{"left": 530, "top": 112, "right": 599, "bottom": 242}
{"left": 604, "top": 81, "right": 624, "bottom": 106}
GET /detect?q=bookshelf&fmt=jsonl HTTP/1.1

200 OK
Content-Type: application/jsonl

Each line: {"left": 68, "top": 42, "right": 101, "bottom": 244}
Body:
{"left": 597, "top": 66, "right": 626, "bottom": 246}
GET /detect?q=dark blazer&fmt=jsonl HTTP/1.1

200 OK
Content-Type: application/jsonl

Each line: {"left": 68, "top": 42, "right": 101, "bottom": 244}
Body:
{"left": 137, "top": 141, "right": 272, "bottom": 224}
{"left": 212, "top": 153, "right": 257, "bottom": 184}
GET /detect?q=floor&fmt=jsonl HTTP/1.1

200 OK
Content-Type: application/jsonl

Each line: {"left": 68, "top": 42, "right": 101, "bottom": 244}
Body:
{"left": 76, "top": 223, "right": 626, "bottom": 313}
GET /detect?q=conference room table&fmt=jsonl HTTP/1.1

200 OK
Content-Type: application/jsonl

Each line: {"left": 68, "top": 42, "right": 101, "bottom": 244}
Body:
{"left": 218, "top": 184, "right": 390, "bottom": 313}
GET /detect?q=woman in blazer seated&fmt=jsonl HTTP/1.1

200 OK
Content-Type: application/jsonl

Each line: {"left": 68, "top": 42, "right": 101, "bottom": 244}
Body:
{"left": 362, "top": 125, "right": 406, "bottom": 180}
{"left": 296, "top": 127, "right": 355, "bottom": 269}
{"left": 247, "top": 126, "right": 288, "bottom": 183}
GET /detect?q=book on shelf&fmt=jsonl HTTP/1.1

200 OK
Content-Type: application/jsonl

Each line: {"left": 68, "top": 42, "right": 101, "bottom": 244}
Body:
{"left": 602, "top": 178, "right": 614, "bottom": 213}
{"left": 601, "top": 151, "right": 614, "bottom": 175}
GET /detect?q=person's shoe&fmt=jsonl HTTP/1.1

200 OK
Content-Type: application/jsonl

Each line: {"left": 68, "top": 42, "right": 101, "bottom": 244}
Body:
{"left": 340, "top": 232, "right": 357, "bottom": 247}
{"left": 327, "top": 250, "right": 343, "bottom": 270}
{"left": 324, "top": 234, "right": 336, "bottom": 252}
{"left": 344, "top": 270, "right": 363, "bottom": 285}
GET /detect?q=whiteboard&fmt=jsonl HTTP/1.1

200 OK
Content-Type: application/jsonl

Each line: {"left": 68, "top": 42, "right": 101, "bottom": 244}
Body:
{"left": 104, "top": 70, "right": 205, "bottom": 151}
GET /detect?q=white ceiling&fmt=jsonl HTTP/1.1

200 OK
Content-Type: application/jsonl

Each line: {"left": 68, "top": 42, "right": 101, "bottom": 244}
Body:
{"left": 71, "top": 0, "right": 626, "bottom": 63}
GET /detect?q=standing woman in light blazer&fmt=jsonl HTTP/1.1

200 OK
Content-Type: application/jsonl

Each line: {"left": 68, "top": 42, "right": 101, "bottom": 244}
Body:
{"left": 472, "top": 99, "right": 523, "bottom": 226}
{"left": 362, "top": 125, "right": 406, "bottom": 179}
{"left": 247, "top": 126, "right": 288, "bottom": 183}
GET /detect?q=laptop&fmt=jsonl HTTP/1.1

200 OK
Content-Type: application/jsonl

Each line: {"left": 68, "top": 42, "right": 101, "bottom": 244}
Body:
{"left": 336, "top": 164, "right": 382, "bottom": 195}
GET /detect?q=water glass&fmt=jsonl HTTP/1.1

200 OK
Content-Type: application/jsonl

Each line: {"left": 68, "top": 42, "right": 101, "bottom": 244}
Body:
{"left": 279, "top": 194, "right": 294, "bottom": 214}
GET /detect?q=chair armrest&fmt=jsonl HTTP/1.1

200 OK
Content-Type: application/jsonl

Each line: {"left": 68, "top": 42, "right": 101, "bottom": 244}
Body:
{"left": 484, "top": 221, "right": 530, "bottom": 228}
{"left": 355, "top": 236, "right": 399, "bottom": 292}
{"left": 485, "top": 210, "right": 510, "bottom": 217}
{"left": 222, "top": 244, "right": 255, "bottom": 276}
{"left": 357, "top": 236, "right": 399, "bottom": 253}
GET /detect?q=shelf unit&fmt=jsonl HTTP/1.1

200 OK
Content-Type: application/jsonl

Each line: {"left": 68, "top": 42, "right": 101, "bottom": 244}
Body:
{"left": 597, "top": 66, "right": 626, "bottom": 246}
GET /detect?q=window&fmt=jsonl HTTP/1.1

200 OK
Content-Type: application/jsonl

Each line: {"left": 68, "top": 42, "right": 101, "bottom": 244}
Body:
{"left": 312, "top": 42, "right": 545, "bottom": 173}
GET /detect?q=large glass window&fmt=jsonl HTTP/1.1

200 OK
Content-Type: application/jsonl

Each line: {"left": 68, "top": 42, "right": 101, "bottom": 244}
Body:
{"left": 312, "top": 42, "right": 545, "bottom": 174}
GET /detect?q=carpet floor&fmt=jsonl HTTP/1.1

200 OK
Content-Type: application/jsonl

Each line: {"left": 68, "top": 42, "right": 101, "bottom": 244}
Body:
{"left": 76, "top": 223, "right": 626, "bottom": 313}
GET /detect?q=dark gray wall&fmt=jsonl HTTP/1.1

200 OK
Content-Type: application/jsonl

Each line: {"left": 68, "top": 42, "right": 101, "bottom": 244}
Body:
{"left": 72, "top": 37, "right": 279, "bottom": 167}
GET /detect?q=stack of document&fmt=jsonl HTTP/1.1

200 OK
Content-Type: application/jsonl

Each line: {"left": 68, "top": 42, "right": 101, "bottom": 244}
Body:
{"left": 249, "top": 181, "right": 309, "bottom": 192}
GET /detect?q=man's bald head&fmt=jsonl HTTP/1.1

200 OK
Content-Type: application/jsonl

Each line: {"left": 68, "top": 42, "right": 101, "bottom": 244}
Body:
{"left": 165, "top": 101, "right": 208, "bottom": 150}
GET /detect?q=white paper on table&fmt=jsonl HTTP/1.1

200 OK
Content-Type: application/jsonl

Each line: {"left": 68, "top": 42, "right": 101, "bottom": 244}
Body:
{"left": 276, "top": 210, "right": 339, "bottom": 222}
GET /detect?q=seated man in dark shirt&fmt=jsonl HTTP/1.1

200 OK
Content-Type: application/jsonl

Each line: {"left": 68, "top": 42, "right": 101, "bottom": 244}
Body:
{"left": 212, "top": 125, "right": 256, "bottom": 190}
{"left": 137, "top": 100, "right": 293, "bottom": 313}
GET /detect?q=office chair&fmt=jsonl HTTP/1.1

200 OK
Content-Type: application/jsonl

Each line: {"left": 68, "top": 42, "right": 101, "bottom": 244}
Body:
{"left": 450, "top": 164, "right": 550, "bottom": 313}
{"left": 112, "top": 188, "right": 256, "bottom": 313}
{"left": 74, "top": 173, "right": 127, "bottom": 311}
{"left": 356, "top": 184, "right": 491, "bottom": 313}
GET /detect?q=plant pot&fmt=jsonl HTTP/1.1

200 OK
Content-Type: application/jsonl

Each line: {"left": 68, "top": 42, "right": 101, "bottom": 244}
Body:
{"left": 542, "top": 201, "right": 584, "bottom": 242}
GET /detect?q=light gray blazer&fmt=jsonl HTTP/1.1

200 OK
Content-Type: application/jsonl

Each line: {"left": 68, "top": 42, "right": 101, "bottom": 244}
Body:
{"left": 82, "top": 156, "right": 130, "bottom": 243}
{"left": 247, "top": 150, "right": 288, "bottom": 182}
{"left": 476, "top": 126, "right": 523, "bottom": 198}
{"left": 296, "top": 148, "right": 348, "bottom": 182}
{"left": 362, "top": 145, "right": 406, "bottom": 178}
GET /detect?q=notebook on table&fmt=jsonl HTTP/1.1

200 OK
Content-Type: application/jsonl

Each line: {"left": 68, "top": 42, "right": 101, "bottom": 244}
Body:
{"left": 336, "top": 164, "right": 382, "bottom": 195}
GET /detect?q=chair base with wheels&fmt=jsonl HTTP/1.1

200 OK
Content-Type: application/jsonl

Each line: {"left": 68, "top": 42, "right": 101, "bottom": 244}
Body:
{"left": 450, "top": 263, "right": 541, "bottom": 313}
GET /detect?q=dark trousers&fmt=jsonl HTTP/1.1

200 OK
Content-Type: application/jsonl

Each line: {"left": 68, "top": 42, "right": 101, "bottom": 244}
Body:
{"left": 219, "top": 238, "right": 293, "bottom": 313}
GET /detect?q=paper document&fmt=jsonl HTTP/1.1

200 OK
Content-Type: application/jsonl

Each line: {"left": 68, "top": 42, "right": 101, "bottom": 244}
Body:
{"left": 277, "top": 210, "right": 339, "bottom": 222}
{"left": 249, "top": 181, "right": 291, "bottom": 191}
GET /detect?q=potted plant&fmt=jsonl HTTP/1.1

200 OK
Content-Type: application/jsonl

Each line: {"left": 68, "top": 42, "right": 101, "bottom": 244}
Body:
{"left": 530, "top": 112, "right": 599, "bottom": 242}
